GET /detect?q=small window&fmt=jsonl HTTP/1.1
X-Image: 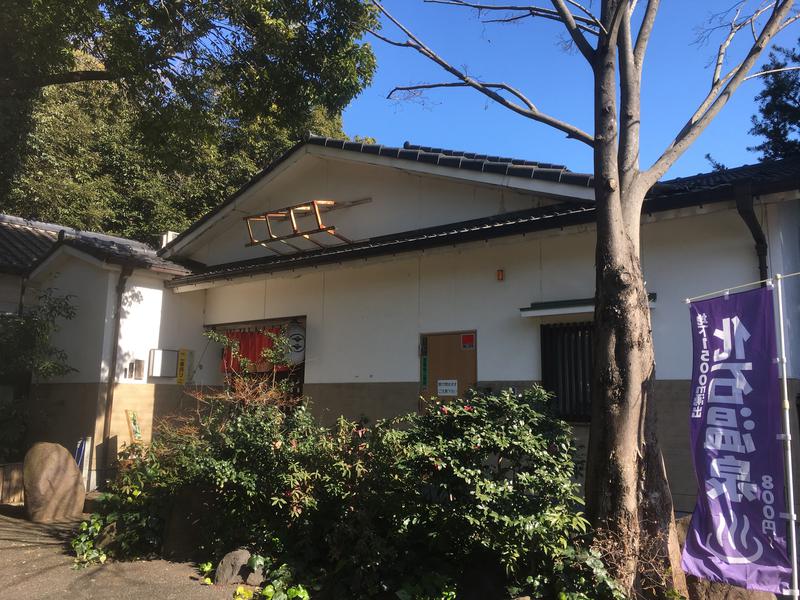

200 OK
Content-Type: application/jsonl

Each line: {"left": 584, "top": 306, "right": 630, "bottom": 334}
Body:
{"left": 540, "top": 322, "right": 593, "bottom": 422}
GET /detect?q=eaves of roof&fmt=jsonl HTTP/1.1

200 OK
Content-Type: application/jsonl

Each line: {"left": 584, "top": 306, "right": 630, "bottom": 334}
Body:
{"left": 26, "top": 234, "right": 191, "bottom": 279}
{"left": 166, "top": 202, "right": 594, "bottom": 289}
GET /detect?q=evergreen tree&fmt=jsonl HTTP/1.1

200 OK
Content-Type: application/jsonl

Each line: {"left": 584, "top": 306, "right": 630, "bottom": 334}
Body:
{"left": 750, "top": 41, "right": 800, "bottom": 159}
{"left": 0, "top": 0, "right": 376, "bottom": 240}
{"left": 3, "top": 56, "right": 347, "bottom": 241}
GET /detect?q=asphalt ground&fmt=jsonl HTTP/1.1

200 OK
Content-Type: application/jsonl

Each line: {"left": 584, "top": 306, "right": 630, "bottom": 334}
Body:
{"left": 0, "top": 504, "right": 232, "bottom": 600}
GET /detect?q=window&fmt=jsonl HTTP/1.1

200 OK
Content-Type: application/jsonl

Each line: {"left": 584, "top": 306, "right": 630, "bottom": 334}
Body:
{"left": 540, "top": 322, "right": 593, "bottom": 422}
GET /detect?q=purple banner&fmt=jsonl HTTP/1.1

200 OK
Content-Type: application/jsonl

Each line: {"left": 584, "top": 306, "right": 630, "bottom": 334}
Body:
{"left": 681, "top": 287, "right": 791, "bottom": 594}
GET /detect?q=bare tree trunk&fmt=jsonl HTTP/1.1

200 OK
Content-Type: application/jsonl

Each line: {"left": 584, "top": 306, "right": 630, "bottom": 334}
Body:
{"left": 585, "top": 18, "right": 687, "bottom": 598}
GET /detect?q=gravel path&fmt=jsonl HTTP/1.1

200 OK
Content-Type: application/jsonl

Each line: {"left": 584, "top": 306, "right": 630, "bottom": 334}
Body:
{"left": 0, "top": 504, "right": 232, "bottom": 600}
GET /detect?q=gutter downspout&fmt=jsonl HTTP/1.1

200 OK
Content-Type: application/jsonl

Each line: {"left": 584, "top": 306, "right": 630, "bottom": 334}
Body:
{"left": 100, "top": 264, "right": 133, "bottom": 481}
{"left": 735, "top": 184, "right": 769, "bottom": 283}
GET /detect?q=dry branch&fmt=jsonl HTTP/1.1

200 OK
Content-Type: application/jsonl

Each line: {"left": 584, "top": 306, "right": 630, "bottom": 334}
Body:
{"left": 423, "top": 0, "right": 601, "bottom": 34}
{"left": 643, "top": 0, "right": 797, "bottom": 187}
{"left": 370, "top": 0, "right": 595, "bottom": 145}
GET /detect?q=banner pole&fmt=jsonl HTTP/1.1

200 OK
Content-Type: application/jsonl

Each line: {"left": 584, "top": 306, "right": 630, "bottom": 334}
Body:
{"left": 776, "top": 273, "right": 799, "bottom": 599}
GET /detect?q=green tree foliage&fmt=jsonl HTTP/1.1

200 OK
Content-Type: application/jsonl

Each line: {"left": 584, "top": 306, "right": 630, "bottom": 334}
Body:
{"left": 0, "top": 289, "right": 75, "bottom": 381}
{"left": 2, "top": 65, "right": 347, "bottom": 239}
{"left": 1, "top": 0, "right": 376, "bottom": 120}
{"left": 750, "top": 41, "right": 800, "bottom": 160}
{"left": 0, "top": 0, "right": 376, "bottom": 239}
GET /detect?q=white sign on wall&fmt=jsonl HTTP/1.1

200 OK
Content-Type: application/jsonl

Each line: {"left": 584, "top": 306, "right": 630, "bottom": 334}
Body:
{"left": 437, "top": 379, "right": 458, "bottom": 397}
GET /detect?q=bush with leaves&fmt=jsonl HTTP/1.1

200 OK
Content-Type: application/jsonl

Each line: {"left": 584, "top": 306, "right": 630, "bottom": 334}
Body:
{"left": 0, "top": 288, "right": 75, "bottom": 381}
{"left": 72, "top": 350, "right": 622, "bottom": 598}
{"left": 0, "top": 289, "right": 75, "bottom": 461}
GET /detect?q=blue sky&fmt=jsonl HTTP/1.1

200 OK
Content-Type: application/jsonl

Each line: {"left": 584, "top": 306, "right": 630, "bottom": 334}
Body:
{"left": 342, "top": 1, "right": 799, "bottom": 179}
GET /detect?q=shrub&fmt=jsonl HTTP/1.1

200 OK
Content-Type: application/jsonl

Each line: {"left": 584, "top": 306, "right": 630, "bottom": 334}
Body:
{"left": 0, "top": 289, "right": 75, "bottom": 461}
{"left": 73, "top": 380, "right": 622, "bottom": 598}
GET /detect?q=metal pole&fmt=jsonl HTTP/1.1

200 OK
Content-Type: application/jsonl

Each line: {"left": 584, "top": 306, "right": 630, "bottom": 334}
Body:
{"left": 776, "top": 273, "right": 799, "bottom": 599}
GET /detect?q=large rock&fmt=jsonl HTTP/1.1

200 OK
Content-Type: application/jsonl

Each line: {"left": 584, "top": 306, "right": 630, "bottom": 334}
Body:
{"left": 214, "top": 549, "right": 251, "bottom": 585}
{"left": 675, "top": 516, "right": 776, "bottom": 600}
{"left": 23, "top": 442, "right": 85, "bottom": 523}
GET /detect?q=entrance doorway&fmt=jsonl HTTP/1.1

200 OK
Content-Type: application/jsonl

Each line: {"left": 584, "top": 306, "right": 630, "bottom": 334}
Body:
{"left": 420, "top": 331, "right": 477, "bottom": 402}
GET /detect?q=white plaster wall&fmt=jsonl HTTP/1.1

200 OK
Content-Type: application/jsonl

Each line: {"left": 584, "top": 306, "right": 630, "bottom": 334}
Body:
{"left": 0, "top": 274, "right": 22, "bottom": 313}
{"left": 643, "top": 208, "right": 761, "bottom": 380}
{"left": 117, "top": 273, "right": 222, "bottom": 386}
{"left": 158, "top": 287, "right": 222, "bottom": 386}
{"left": 765, "top": 198, "right": 800, "bottom": 378}
{"left": 29, "top": 258, "right": 113, "bottom": 383}
{"left": 116, "top": 273, "right": 164, "bottom": 384}
{"left": 185, "top": 155, "right": 554, "bottom": 267}
{"left": 201, "top": 205, "right": 763, "bottom": 384}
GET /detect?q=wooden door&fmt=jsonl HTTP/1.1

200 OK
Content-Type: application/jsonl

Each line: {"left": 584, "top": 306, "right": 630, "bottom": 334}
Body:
{"left": 420, "top": 331, "right": 477, "bottom": 401}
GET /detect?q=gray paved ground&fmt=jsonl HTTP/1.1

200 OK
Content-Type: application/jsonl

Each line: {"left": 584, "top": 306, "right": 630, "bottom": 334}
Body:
{"left": 0, "top": 504, "right": 233, "bottom": 600}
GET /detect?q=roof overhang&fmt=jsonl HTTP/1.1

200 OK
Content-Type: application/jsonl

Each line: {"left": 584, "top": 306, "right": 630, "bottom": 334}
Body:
{"left": 520, "top": 294, "right": 657, "bottom": 318}
{"left": 28, "top": 241, "right": 187, "bottom": 281}
{"left": 27, "top": 244, "right": 120, "bottom": 280}
{"left": 167, "top": 202, "right": 596, "bottom": 292}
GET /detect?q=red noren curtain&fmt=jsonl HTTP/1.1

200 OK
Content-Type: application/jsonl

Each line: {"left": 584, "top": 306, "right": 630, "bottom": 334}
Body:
{"left": 220, "top": 327, "right": 288, "bottom": 373}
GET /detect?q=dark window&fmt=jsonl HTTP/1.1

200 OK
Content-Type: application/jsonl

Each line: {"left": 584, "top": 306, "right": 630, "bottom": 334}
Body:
{"left": 540, "top": 322, "right": 593, "bottom": 422}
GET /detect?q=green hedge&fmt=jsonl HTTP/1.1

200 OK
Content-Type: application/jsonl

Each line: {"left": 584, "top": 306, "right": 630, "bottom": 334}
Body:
{"left": 73, "top": 386, "right": 623, "bottom": 600}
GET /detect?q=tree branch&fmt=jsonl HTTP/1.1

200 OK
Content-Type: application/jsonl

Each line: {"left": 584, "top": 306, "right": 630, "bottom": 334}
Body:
{"left": 744, "top": 64, "right": 800, "bottom": 79}
{"left": 564, "top": 0, "right": 606, "bottom": 32}
{"left": 388, "top": 81, "right": 537, "bottom": 111}
{"left": 370, "top": 0, "right": 595, "bottom": 146}
{"left": 633, "top": 0, "right": 659, "bottom": 69}
{"left": 618, "top": 5, "right": 641, "bottom": 199}
{"left": 423, "top": 0, "right": 600, "bottom": 34}
{"left": 551, "top": 0, "right": 597, "bottom": 60}
{"left": 711, "top": 5, "right": 746, "bottom": 86}
{"left": 0, "top": 70, "right": 117, "bottom": 94}
{"left": 643, "top": 0, "right": 797, "bottom": 187}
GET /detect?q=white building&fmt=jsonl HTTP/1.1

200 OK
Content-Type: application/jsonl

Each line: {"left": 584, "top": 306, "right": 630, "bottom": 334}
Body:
{"left": 14, "top": 137, "right": 800, "bottom": 510}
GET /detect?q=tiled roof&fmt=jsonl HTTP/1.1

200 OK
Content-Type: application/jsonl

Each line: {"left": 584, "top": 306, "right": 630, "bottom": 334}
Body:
{"left": 307, "top": 136, "right": 595, "bottom": 187}
{"left": 650, "top": 155, "right": 800, "bottom": 199}
{"left": 0, "top": 214, "right": 189, "bottom": 276}
{"left": 0, "top": 217, "right": 57, "bottom": 274}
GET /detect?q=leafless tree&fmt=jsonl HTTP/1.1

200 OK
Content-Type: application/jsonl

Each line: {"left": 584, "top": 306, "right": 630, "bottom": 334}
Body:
{"left": 370, "top": 1, "right": 800, "bottom": 596}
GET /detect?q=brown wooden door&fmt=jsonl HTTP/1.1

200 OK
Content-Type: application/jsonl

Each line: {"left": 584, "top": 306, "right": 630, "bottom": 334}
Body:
{"left": 420, "top": 331, "right": 477, "bottom": 400}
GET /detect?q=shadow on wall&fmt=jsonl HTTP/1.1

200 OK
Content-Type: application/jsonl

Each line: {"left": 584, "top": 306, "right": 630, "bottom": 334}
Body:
{"left": 112, "top": 286, "right": 144, "bottom": 383}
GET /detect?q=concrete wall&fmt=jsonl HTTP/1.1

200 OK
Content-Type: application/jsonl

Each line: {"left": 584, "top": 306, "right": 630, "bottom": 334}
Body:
{"left": 25, "top": 382, "right": 105, "bottom": 470}
{"left": 25, "top": 255, "right": 221, "bottom": 486}
{"left": 196, "top": 200, "right": 791, "bottom": 512}
{"left": 26, "top": 381, "right": 199, "bottom": 485}
{"left": 765, "top": 196, "right": 800, "bottom": 377}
